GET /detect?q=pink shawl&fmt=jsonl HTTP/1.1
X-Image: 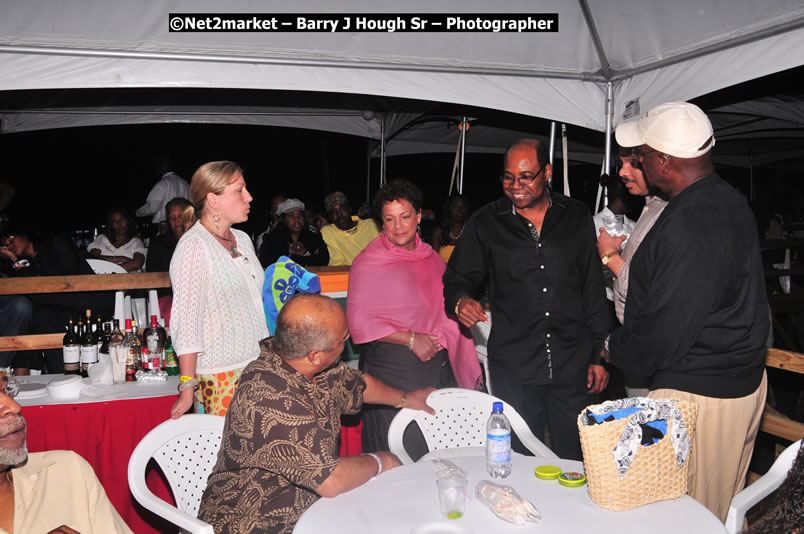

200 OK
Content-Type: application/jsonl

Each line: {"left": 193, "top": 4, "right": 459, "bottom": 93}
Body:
{"left": 347, "top": 233, "right": 482, "bottom": 390}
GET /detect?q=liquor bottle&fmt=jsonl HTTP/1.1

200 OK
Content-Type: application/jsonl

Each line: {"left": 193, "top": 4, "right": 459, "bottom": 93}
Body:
{"left": 110, "top": 319, "right": 124, "bottom": 347}
{"left": 62, "top": 318, "right": 81, "bottom": 375}
{"left": 123, "top": 319, "right": 139, "bottom": 382}
{"left": 142, "top": 315, "right": 166, "bottom": 371}
{"left": 164, "top": 332, "right": 179, "bottom": 376}
{"left": 131, "top": 320, "right": 143, "bottom": 371}
{"left": 80, "top": 309, "right": 98, "bottom": 378}
{"left": 486, "top": 402, "right": 512, "bottom": 478}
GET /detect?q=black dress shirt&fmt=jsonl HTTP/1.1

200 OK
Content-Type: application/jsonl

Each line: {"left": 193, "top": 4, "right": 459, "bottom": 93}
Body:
{"left": 443, "top": 193, "right": 608, "bottom": 385}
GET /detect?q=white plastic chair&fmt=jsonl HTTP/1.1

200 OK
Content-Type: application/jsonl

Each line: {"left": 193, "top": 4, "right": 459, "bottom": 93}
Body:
{"left": 724, "top": 438, "right": 802, "bottom": 534}
{"left": 469, "top": 311, "right": 492, "bottom": 394}
{"left": 86, "top": 258, "right": 127, "bottom": 274}
{"left": 388, "top": 388, "right": 558, "bottom": 464}
{"left": 128, "top": 414, "right": 225, "bottom": 534}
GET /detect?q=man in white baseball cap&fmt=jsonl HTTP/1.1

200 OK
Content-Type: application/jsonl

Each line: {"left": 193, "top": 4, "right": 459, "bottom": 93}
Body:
{"left": 602, "top": 101, "right": 768, "bottom": 522}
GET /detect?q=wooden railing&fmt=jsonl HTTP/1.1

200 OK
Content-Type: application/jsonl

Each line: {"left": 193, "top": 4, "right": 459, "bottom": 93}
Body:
{"left": 0, "top": 267, "right": 350, "bottom": 352}
{"left": 760, "top": 348, "right": 804, "bottom": 443}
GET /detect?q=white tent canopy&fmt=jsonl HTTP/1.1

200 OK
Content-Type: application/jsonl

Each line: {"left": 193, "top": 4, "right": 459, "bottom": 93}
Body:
{"left": 2, "top": 0, "right": 803, "bottom": 135}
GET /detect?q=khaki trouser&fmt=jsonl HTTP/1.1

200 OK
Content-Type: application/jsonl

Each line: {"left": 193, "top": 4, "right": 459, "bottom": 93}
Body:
{"left": 649, "top": 371, "right": 767, "bottom": 523}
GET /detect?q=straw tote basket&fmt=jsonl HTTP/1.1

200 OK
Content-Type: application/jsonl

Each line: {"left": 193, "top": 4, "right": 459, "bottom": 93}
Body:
{"left": 577, "top": 399, "right": 699, "bottom": 511}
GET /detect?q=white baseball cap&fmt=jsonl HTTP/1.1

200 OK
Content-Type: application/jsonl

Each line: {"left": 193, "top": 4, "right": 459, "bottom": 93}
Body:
{"left": 615, "top": 101, "right": 715, "bottom": 158}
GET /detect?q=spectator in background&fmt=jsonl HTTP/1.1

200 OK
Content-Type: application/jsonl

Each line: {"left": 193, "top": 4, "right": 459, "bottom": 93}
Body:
{"left": 313, "top": 210, "right": 329, "bottom": 232}
{"left": 136, "top": 157, "right": 190, "bottom": 235}
{"left": 0, "top": 230, "right": 113, "bottom": 374}
{"left": 431, "top": 194, "right": 471, "bottom": 263}
{"left": 88, "top": 208, "right": 147, "bottom": 272}
{"left": 320, "top": 191, "right": 379, "bottom": 266}
{"left": 145, "top": 197, "right": 192, "bottom": 326}
{"left": 259, "top": 198, "right": 329, "bottom": 268}
{"left": 146, "top": 197, "right": 192, "bottom": 274}
{"left": 254, "top": 193, "right": 288, "bottom": 252}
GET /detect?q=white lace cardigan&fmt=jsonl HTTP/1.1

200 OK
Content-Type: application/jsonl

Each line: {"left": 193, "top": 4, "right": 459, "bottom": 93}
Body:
{"left": 169, "top": 222, "right": 269, "bottom": 374}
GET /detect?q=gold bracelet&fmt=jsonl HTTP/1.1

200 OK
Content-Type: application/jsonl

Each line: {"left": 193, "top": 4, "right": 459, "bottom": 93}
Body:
{"left": 394, "top": 391, "right": 407, "bottom": 409}
{"left": 179, "top": 375, "right": 195, "bottom": 383}
{"left": 408, "top": 330, "right": 416, "bottom": 351}
{"left": 454, "top": 297, "right": 466, "bottom": 317}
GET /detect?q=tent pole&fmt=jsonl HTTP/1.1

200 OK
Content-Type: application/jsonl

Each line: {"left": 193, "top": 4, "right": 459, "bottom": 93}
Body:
{"left": 548, "top": 122, "right": 556, "bottom": 188}
{"left": 380, "top": 116, "right": 386, "bottom": 186}
{"left": 459, "top": 116, "right": 467, "bottom": 194}
{"left": 366, "top": 143, "right": 371, "bottom": 204}
{"left": 562, "top": 123, "right": 570, "bottom": 197}
{"left": 598, "top": 81, "right": 614, "bottom": 212}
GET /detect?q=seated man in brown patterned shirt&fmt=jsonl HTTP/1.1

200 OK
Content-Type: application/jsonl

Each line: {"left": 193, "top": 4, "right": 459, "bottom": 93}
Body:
{"left": 198, "top": 293, "right": 436, "bottom": 534}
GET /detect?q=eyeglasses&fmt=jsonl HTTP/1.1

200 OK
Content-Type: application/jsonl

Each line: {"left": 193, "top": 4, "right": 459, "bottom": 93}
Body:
{"left": 500, "top": 165, "right": 547, "bottom": 185}
{"left": 631, "top": 147, "right": 660, "bottom": 160}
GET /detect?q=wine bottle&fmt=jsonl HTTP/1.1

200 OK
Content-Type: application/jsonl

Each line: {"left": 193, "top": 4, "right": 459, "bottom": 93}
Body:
{"left": 63, "top": 318, "right": 80, "bottom": 375}
{"left": 80, "top": 309, "right": 98, "bottom": 378}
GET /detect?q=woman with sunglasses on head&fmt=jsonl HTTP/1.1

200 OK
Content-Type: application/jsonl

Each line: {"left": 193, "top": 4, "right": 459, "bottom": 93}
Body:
{"left": 168, "top": 161, "right": 269, "bottom": 419}
{"left": 596, "top": 146, "right": 668, "bottom": 396}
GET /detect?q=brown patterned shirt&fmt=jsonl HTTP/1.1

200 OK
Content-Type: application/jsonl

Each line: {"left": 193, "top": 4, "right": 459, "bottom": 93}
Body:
{"left": 197, "top": 339, "right": 366, "bottom": 533}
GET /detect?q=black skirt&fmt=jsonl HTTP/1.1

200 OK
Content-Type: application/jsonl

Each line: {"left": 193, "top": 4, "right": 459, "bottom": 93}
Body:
{"left": 359, "top": 340, "right": 456, "bottom": 459}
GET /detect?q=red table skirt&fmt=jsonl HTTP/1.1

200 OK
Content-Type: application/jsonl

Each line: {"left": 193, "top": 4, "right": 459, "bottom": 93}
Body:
{"left": 22, "top": 397, "right": 364, "bottom": 534}
{"left": 22, "top": 396, "right": 179, "bottom": 534}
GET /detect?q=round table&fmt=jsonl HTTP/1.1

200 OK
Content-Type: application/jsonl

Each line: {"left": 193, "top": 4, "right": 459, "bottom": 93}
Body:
{"left": 294, "top": 452, "right": 727, "bottom": 534}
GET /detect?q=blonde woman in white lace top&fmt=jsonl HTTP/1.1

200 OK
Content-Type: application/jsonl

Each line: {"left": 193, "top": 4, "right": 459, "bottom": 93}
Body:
{"left": 169, "top": 161, "right": 269, "bottom": 419}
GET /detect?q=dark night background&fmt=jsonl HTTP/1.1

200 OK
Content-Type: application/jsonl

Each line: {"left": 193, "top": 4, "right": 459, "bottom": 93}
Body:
{"left": 0, "top": 66, "right": 802, "bottom": 241}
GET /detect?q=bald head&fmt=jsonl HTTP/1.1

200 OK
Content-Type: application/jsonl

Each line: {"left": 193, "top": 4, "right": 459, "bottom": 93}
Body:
{"left": 273, "top": 294, "right": 346, "bottom": 360}
{"left": 504, "top": 138, "right": 549, "bottom": 168}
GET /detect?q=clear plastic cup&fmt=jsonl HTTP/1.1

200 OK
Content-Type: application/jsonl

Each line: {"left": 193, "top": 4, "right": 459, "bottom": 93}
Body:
{"left": 436, "top": 475, "right": 467, "bottom": 520}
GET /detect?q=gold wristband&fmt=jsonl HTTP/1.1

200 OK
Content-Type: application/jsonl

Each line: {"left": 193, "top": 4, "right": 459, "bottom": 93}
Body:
{"left": 179, "top": 375, "right": 195, "bottom": 383}
{"left": 394, "top": 391, "right": 407, "bottom": 409}
{"left": 408, "top": 330, "right": 416, "bottom": 351}
{"left": 454, "top": 297, "right": 467, "bottom": 317}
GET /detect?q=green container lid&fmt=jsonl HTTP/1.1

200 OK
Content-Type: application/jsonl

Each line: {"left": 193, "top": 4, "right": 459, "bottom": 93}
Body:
{"left": 558, "top": 471, "right": 587, "bottom": 487}
{"left": 534, "top": 465, "right": 562, "bottom": 480}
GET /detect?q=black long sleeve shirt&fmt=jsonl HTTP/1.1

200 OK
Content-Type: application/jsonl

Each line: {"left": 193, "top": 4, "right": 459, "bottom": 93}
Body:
{"left": 443, "top": 193, "right": 608, "bottom": 385}
{"left": 608, "top": 174, "right": 768, "bottom": 398}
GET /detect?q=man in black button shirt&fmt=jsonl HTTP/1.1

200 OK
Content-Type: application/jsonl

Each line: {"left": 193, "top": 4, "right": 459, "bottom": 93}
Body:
{"left": 603, "top": 102, "right": 768, "bottom": 522}
{"left": 444, "top": 138, "right": 609, "bottom": 461}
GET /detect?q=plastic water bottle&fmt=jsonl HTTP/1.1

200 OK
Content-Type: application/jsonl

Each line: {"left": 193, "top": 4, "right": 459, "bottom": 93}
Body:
{"left": 486, "top": 401, "right": 512, "bottom": 478}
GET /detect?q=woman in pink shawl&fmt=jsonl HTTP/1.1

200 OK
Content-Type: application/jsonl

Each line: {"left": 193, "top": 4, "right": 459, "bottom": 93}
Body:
{"left": 347, "top": 179, "right": 482, "bottom": 458}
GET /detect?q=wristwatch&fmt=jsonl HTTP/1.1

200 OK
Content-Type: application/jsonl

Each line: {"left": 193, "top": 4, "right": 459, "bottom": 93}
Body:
{"left": 601, "top": 251, "right": 618, "bottom": 266}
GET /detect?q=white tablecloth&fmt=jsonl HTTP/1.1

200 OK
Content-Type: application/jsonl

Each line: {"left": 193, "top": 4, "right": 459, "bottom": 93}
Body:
{"left": 294, "top": 453, "right": 727, "bottom": 534}
{"left": 13, "top": 373, "right": 179, "bottom": 406}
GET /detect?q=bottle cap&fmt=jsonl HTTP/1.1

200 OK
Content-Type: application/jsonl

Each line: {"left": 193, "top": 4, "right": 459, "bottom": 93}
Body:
{"left": 558, "top": 471, "right": 587, "bottom": 487}
{"left": 492, "top": 401, "right": 503, "bottom": 412}
{"left": 534, "top": 465, "right": 562, "bottom": 480}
